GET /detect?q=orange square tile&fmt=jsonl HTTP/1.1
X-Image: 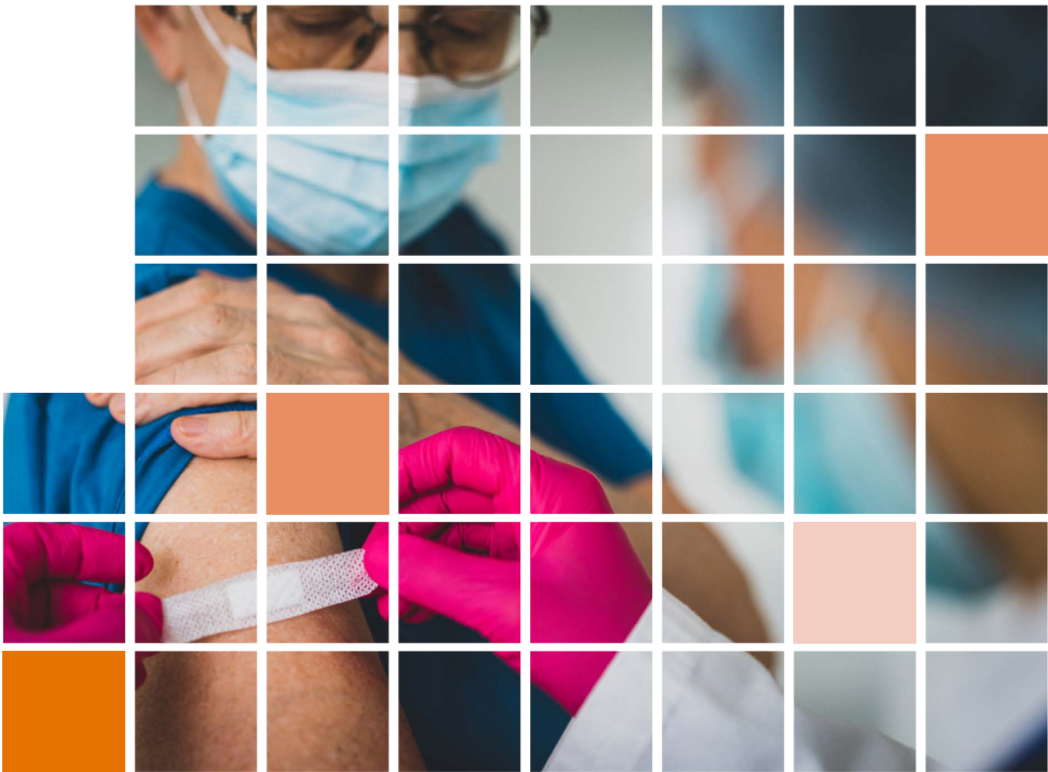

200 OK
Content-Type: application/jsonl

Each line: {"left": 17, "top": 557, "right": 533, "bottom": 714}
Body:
{"left": 794, "top": 522, "right": 917, "bottom": 644}
{"left": 926, "top": 135, "right": 1048, "bottom": 256}
{"left": 3, "top": 651, "right": 124, "bottom": 771}
{"left": 267, "top": 393, "right": 389, "bottom": 515}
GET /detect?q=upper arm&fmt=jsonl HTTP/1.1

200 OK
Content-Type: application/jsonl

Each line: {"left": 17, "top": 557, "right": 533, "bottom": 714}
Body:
{"left": 154, "top": 457, "right": 257, "bottom": 514}
{"left": 265, "top": 522, "right": 373, "bottom": 644}
{"left": 138, "top": 403, "right": 259, "bottom": 515}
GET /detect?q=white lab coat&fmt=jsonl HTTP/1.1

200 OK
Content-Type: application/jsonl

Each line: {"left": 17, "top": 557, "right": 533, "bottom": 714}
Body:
{"left": 544, "top": 590, "right": 930, "bottom": 772}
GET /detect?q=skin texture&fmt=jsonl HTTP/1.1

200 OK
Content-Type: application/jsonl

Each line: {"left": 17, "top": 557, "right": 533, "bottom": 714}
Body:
{"left": 136, "top": 522, "right": 424, "bottom": 771}
{"left": 136, "top": 524, "right": 258, "bottom": 771}
{"left": 155, "top": 457, "right": 257, "bottom": 514}
{"left": 136, "top": 651, "right": 258, "bottom": 772}
{"left": 266, "top": 523, "right": 425, "bottom": 772}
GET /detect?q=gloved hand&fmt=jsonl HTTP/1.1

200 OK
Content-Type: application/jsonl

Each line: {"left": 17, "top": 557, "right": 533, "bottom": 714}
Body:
{"left": 3, "top": 523, "right": 162, "bottom": 655}
{"left": 363, "top": 522, "right": 521, "bottom": 667}
{"left": 363, "top": 519, "right": 651, "bottom": 715}
{"left": 530, "top": 522, "right": 652, "bottom": 714}
{"left": 398, "top": 427, "right": 614, "bottom": 514}
{"left": 135, "top": 591, "right": 164, "bottom": 689}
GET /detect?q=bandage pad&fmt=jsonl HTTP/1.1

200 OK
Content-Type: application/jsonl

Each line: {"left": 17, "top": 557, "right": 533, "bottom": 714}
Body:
{"left": 161, "top": 550, "right": 376, "bottom": 643}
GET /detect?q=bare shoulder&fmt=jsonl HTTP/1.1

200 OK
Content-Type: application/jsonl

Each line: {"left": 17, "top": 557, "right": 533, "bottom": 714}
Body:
{"left": 155, "top": 457, "right": 257, "bottom": 514}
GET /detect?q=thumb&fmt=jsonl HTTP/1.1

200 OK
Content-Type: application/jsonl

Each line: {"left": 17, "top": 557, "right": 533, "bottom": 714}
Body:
{"left": 397, "top": 533, "right": 519, "bottom": 643}
{"left": 172, "top": 411, "right": 257, "bottom": 459}
{"left": 362, "top": 523, "right": 389, "bottom": 589}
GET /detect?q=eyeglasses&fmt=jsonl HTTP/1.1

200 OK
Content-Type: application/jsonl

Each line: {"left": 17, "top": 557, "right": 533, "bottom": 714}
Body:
{"left": 219, "top": 5, "right": 550, "bottom": 86}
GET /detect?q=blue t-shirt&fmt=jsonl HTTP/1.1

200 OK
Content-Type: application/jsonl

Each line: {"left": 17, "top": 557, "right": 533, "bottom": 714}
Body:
{"left": 3, "top": 395, "right": 126, "bottom": 515}
{"left": 136, "top": 178, "right": 508, "bottom": 258}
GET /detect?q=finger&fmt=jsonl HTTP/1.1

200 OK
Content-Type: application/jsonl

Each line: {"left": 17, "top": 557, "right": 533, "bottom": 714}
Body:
{"left": 85, "top": 393, "right": 115, "bottom": 408}
{"left": 362, "top": 523, "right": 388, "bottom": 588}
{"left": 266, "top": 278, "right": 295, "bottom": 296}
{"left": 136, "top": 593, "right": 164, "bottom": 643}
{"left": 19, "top": 603, "right": 125, "bottom": 643}
{"left": 266, "top": 291, "right": 338, "bottom": 325}
{"left": 400, "top": 599, "right": 437, "bottom": 625}
{"left": 267, "top": 347, "right": 375, "bottom": 386}
{"left": 172, "top": 411, "right": 257, "bottom": 459}
{"left": 4, "top": 523, "right": 126, "bottom": 587}
{"left": 397, "top": 532, "right": 519, "bottom": 640}
{"left": 108, "top": 393, "right": 126, "bottom": 424}
{"left": 437, "top": 523, "right": 503, "bottom": 555}
{"left": 135, "top": 542, "right": 154, "bottom": 582}
{"left": 136, "top": 392, "right": 256, "bottom": 426}
{"left": 376, "top": 592, "right": 390, "bottom": 621}
{"left": 136, "top": 344, "right": 257, "bottom": 386}
{"left": 136, "top": 272, "right": 256, "bottom": 334}
{"left": 136, "top": 653, "right": 152, "bottom": 689}
{"left": 33, "top": 582, "right": 124, "bottom": 628}
{"left": 399, "top": 489, "right": 496, "bottom": 515}
{"left": 401, "top": 523, "right": 451, "bottom": 538}
{"left": 398, "top": 427, "right": 520, "bottom": 506}
{"left": 136, "top": 304, "right": 256, "bottom": 379}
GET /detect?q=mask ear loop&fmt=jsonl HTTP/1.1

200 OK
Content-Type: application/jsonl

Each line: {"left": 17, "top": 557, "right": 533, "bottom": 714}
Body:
{"left": 177, "top": 6, "right": 233, "bottom": 142}
{"left": 176, "top": 81, "right": 206, "bottom": 141}
{"left": 190, "top": 5, "right": 233, "bottom": 66}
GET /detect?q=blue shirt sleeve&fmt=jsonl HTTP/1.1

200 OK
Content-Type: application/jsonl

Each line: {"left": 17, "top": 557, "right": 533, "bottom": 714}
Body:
{"left": 3, "top": 394, "right": 125, "bottom": 515}
{"left": 135, "top": 180, "right": 255, "bottom": 257}
{"left": 530, "top": 298, "right": 653, "bottom": 483}
{"left": 135, "top": 263, "right": 258, "bottom": 300}
{"left": 399, "top": 264, "right": 521, "bottom": 386}
{"left": 135, "top": 403, "right": 257, "bottom": 515}
{"left": 531, "top": 393, "right": 652, "bottom": 484}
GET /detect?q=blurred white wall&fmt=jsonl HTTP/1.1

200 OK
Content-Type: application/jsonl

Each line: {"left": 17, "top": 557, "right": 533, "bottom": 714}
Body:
{"left": 531, "top": 135, "right": 653, "bottom": 256}
{"left": 464, "top": 136, "right": 520, "bottom": 254}
{"left": 663, "top": 263, "right": 720, "bottom": 384}
{"left": 531, "top": 264, "right": 652, "bottom": 385}
{"left": 795, "top": 652, "right": 917, "bottom": 753}
{"left": 531, "top": 6, "right": 652, "bottom": 126}
{"left": 661, "top": 14, "right": 697, "bottom": 127}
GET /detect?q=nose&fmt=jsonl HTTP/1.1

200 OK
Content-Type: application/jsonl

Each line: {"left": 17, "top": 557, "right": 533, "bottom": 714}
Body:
{"left": 354, "top": 27, "right": 430, "bottom": 76}
{"left": 398, "top": 29, "right": 429, "bottom": 76}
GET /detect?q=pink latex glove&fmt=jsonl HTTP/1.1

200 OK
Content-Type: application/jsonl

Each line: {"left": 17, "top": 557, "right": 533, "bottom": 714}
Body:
{"left": 136, "top": 592, "right": 164, "bottom": 689}
{"left": 363, "top": 520, "right": 650, "bottom": 715}
{"left": 398, "top": 427, "right": 614, "bottom": 514}
{"left": 530, "top": 522, "right": 652, "bottom": 714}
{"left": 364, "top": 522, "right": 521, "bottom": 668}
{"left": 3, "top": 523, "right": 162, "bottom": 649}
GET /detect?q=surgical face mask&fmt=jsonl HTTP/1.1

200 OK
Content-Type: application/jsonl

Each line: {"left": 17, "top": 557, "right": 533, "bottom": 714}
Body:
{"left": 179, "top": 5, "right": 502, "bottom": 255}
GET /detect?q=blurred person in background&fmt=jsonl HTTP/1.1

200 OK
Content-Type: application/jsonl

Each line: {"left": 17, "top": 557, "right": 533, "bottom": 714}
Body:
{"left": 621, "top": 7, "right": 1046, "bottom": 771}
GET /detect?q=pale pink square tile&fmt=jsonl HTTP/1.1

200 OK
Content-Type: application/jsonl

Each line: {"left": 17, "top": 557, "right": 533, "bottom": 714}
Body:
{"left": 794, "top": 522, "right": 917, "bottom": 644}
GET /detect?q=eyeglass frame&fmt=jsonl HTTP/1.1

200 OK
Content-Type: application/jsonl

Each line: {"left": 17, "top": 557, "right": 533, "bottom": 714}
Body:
{"left": 218, "top": 5, "right": 550, "bottom": 86}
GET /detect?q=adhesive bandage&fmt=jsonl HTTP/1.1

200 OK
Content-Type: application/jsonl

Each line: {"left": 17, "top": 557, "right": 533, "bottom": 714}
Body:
{"left": 161, "top": 549, "right": 377, "bottom": 643}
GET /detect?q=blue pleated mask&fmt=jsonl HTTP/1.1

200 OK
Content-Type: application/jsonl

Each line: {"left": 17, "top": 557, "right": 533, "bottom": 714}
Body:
{"left": 179, "top": 5, "right": 502, "bottom": 255}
